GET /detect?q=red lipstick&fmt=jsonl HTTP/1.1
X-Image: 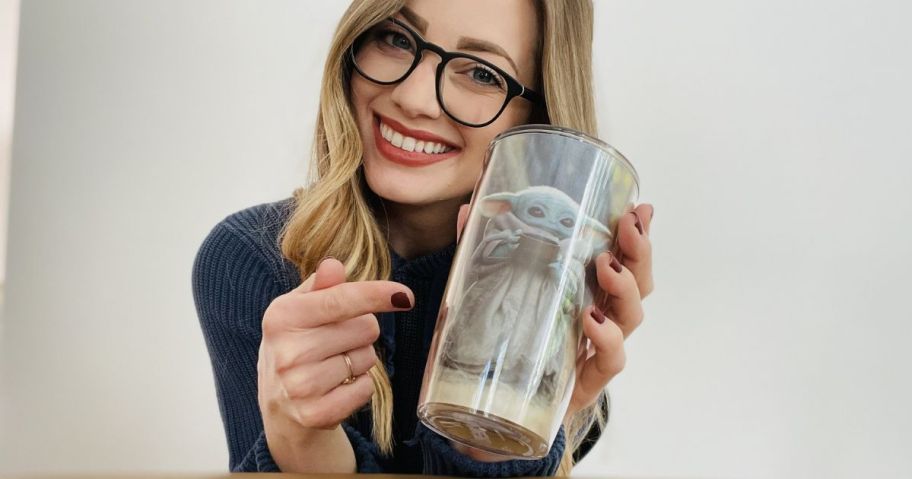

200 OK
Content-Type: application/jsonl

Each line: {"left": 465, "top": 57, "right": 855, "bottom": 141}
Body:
{"left": 372, "top": 114, "right": 461, "bottom": 167}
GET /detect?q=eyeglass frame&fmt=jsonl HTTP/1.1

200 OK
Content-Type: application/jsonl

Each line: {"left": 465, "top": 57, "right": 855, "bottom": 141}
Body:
{"left": 348, "top": 17, "right": 544, "bottom": 128}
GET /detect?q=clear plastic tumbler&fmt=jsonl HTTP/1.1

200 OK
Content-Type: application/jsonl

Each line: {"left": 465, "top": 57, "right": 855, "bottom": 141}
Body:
{"left": 417, "top": 124, "right": 640, "bottom": 459}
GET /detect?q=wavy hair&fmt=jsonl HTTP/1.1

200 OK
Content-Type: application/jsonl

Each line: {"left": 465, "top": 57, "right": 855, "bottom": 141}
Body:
{"left": 278, "top": 0, "right": 606, "bottom": 473}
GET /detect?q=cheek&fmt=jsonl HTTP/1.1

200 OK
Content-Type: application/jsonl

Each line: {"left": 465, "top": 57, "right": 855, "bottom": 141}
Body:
{"left": 460, "top": 102, "right": 532, "bottom": 160}
{"left": 456, "top": 130, "right": 495, "bottom": 185}
{"left": 349, "top": 75, "right": 378, "bottom": 125}
{"left": 498, "top": 101, "right": 533, "bottom": 128}
{"left": 451, "top": 103, "right": 533, "bottom": 193}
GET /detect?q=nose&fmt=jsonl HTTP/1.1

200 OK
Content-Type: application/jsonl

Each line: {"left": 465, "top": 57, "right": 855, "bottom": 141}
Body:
{"left": 389, "top": 53, "right": 442, "bottom": 120}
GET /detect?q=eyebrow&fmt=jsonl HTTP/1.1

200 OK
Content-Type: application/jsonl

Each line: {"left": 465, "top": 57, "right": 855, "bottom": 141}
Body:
{"left": 398, "top": 7, "right": 521, "bottom": 77}
{"left": 456, "top": 37, "right": 519, "bottom": 76}
{"left": 399, "top": 7, "right": 428, "bottom": 34}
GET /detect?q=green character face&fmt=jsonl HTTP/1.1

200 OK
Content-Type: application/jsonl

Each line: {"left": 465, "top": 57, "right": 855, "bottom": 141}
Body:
{"left": 479, "top": 186, "right": 612, "bottom": 248}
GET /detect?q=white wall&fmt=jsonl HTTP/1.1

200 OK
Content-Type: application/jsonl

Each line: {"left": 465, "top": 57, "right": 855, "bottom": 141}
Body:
{"left": 2, "top": 1, "right": 911, "bottom": 477}
{"left": 0, "top": 0, "right": 20, "bottom": 285}
{"left": 0, "top": 0, "right": 330, "bottom": 473}
{"left": 591, "top": 1, "right": 912, "bottom": 477}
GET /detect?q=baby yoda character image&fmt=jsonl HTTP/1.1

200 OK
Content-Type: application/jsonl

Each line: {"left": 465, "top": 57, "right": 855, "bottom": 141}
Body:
{"left": 442, "top": 185, "right": 612, "bottom": 398}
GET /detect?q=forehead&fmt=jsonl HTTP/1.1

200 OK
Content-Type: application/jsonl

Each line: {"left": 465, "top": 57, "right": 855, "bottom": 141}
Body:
{"left": 400, "top": 0, "right": 538, "bottom": 80}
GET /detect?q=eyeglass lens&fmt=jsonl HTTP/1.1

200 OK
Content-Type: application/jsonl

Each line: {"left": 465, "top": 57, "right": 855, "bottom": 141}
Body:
{"left": 352, "top": 20, "right": 511, "bottom": 126}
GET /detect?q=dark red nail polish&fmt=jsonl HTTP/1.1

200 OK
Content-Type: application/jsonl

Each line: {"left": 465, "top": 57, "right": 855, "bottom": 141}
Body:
{"left": 632, "top": 211, "right": 644, "bottom": 235}
{"left": 608, "top": 252, "right": 623, "bottom": 274}
{"left": 591, "top": 308, "right": 607, "bottom": 324}
{"left": 391, "top": 292, "right": 412, "bottom": 309}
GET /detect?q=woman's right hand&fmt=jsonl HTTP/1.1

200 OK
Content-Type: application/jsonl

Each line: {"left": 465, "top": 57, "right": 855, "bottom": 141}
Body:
{"left": 256, "top": 257, "right": 414, "bottom": 471}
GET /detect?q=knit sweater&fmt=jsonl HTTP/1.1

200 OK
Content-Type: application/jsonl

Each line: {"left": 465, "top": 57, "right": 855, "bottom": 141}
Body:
{"left": 192, "top": 197, "right": 604, "bottom": 474}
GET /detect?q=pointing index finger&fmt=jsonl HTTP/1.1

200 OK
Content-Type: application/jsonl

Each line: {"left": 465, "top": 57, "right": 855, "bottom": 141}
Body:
{"left": 288, "top": 280, "right": 415, "bottom": 328}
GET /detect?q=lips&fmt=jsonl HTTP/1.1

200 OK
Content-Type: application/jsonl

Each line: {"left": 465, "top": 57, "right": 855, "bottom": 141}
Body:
{"left": 379, "top": 121, "right": 455, "bottom": 154}
{"left": 372, "top": 114, "right": 461, "bottom": 167}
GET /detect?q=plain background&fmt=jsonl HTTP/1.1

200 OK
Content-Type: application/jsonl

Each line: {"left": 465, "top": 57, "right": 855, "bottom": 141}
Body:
{"left": 2, "top": 1, "right": 911, "bottom": 477}
{"left": 0, "top": 0, "right": 18, "bottom": 285}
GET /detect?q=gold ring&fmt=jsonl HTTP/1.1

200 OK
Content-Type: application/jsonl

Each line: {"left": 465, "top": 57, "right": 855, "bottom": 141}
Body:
{"left": 341, "top": 352, "right": 356, "bottom": 385}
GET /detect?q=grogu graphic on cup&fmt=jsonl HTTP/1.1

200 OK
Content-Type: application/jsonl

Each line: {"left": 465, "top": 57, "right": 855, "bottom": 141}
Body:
{"left": 417, "top": 125, "right": 640, "bottom": 459}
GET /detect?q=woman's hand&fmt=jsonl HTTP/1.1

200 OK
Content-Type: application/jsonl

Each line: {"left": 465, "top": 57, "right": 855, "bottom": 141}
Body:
{"left": 453, "top": 203, "right": 655, "bottom": 459}
{"left": 566, "top": 203, "right": 655, "bottom": 418}
{"left": 459, "top": 203, "right": 655, "bottom": 417}
{"left": 257, "top": 258, "right": 415, "bottom": 472}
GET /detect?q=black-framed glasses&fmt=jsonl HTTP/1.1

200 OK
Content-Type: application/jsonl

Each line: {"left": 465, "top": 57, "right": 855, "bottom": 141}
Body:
{"left": 349, "top": 17, "right": 543, "bottom": 128}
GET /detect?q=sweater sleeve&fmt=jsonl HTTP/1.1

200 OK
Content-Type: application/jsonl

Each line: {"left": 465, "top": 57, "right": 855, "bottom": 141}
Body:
{"left": 191, "top": 220, "right": 383, "bottom": 472}
{"left": 413, "top": 422, "right": 566, "bottom": 476}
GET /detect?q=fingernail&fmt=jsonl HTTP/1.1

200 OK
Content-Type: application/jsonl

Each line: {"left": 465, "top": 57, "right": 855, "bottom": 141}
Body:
{"left": 391, "top": 292, "right": 412, "bottom": 309}
{"left": 590, "top": 307, "right": 607, "bottom": 324}
{"left": 649, "top": 205, "right": 655, "bottom": 221}
{"left": 608, "top": 252, "right": 623, "bottom": 274}
{"left": 631, "top": 211, "right": 644, "bottom": 235}
{"left": 320, "top": 255, "right": 336, "bottom": 264}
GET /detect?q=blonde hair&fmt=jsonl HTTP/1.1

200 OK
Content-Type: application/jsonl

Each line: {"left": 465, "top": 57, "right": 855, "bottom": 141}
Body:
{"left": 279, "top": 0, "right": 606, "bottom": 474}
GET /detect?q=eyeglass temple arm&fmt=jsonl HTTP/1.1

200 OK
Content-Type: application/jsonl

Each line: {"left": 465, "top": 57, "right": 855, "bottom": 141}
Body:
{"left": 520, "top": 85, "right": 544, "bottom": 105}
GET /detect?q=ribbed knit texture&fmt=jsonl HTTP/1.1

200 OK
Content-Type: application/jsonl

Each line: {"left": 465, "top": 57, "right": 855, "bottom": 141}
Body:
{"left": 415, "top": 423, "right": 566, "bottom": 477}
{"left": 192, "top": 197, "right": 596, "bottom": 475}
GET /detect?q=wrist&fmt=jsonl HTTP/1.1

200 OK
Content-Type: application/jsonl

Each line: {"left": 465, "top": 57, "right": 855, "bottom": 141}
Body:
{"left": 263, "top": 410, "right": 324, "bottom": 446}
{"left": 264, "top": 419, "right": 354, "bottom": 473}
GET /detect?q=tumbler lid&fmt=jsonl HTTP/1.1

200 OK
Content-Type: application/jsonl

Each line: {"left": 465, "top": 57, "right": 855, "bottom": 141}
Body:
{"left": 489, "top": 124, "right": 640, "bottom": 188}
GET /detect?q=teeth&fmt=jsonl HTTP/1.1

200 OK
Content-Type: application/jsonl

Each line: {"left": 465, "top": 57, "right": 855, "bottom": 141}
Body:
{"left": 391, "top": 131, "right": 403, "bottom": 148}
{"left": 379, "top": 120, "right": 453, "bottom": 154}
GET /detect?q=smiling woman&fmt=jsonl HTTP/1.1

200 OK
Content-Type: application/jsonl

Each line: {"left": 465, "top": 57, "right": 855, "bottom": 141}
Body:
{"left": 350, "top": 1, "right": 545, "bottom": 230}
{"left": 192, "top": 0, "right": 653, "bottom": 476}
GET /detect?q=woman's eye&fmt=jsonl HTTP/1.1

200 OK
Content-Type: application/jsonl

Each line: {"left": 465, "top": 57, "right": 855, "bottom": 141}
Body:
{"left": 471, "top": 65, "right": 504, "bottom": 88}
{"left": 382, "top": 31, "right": 413, "bottom": 51}
{"left": 529, "top": 207, "right": 545, "bottom": 218}
{"left": 560, "top": 218, "right": 575, "bottom": 228}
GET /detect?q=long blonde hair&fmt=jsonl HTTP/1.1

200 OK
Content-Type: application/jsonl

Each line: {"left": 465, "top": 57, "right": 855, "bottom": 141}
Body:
{"left": 279, "top": 0, "right": 606, "bottom": 473}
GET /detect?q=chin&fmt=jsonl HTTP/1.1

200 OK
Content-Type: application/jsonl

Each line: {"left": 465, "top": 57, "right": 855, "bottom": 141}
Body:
{"left": 362, "top": 163, "right": 468, "bottom": 207}
{"left": 363, "top": 164, "right": 432, "bottom": 205}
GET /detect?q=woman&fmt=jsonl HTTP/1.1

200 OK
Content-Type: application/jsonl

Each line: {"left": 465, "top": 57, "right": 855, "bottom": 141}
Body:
{"left": 192, "top": 0, "right": 655, "bottom": 475}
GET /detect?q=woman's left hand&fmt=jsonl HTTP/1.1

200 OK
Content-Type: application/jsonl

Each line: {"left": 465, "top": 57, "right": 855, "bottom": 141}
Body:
{"left": 458, "top": 202, "right": 655, "bottom": 417}
{"left": 566, "top": 203, "right": 655, "bottom": 418}
{"left": 453, "top": 202, "right": 654, "bottom": 460}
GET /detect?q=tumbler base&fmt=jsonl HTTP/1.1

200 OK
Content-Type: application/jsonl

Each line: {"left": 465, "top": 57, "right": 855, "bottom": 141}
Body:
{"left": 418, "top": 401, "right": 549, "bottom": 459}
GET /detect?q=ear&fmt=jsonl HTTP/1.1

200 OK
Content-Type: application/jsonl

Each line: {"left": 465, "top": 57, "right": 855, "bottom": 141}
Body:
{"left": 478, "top": 192, "right": 516, "bottom": 217}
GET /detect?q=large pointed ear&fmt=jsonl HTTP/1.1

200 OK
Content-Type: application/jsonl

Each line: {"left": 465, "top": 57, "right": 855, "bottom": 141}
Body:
{"left": 478, "top": 191, "right": 516, "bottom": 217}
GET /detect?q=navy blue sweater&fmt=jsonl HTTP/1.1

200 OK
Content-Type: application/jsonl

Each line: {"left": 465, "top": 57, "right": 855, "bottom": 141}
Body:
{"left": 192, "top": 197, "right": 601, "bottom": 474}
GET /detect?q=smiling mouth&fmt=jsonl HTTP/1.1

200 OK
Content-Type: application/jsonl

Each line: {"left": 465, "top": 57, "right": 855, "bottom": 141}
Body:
{"left": 375, "top": 115, "right": 458, "bottom": 155}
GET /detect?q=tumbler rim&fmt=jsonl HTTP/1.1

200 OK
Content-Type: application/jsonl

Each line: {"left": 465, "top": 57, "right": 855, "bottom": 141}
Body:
{"left": 488, "top": 124, "right": 640, "bottom": 189}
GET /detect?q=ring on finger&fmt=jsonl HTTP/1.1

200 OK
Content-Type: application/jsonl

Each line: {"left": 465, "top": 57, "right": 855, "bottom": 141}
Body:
{"left": 340, "top": 352, "right": 356, "bottom": 385}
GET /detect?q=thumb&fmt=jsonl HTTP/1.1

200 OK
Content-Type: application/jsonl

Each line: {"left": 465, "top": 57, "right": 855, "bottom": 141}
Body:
{"left": 312, "top": 257, "right": 347, "bottom": 291}
{"left": 456, "top": 203, "right": 470, "bottom": 242}
{"left": 295, "top": 257, "right": 347, "bottom": 294}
